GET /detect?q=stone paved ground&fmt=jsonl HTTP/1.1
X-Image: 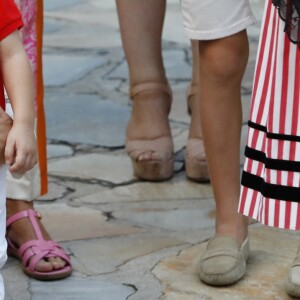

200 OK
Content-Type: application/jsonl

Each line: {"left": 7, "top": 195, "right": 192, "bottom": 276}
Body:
{"left": 3, "top": 1, "right": 299, "bottom": 299}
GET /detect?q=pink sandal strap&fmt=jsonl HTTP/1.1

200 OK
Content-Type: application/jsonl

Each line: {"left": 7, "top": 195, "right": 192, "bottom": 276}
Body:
{"left": 20, "top": 240, "right": 71, "bottom": 272}
{"left": 129, "top": 82, "right": 172, "bottom": 100}
{"left": 6, "top": 208, "right": 71, "bottom": 273}
{"left": 6, "top": 209, "right": 40, "bottom": 229}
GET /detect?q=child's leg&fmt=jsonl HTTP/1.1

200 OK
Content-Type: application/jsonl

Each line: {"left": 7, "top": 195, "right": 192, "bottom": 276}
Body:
{"left": 180, "top": 0, "right": 254, "bottom": 286}
{"left": 5, "top": 0, "right": 70, "bottom": 278}
{"left": 198, "top": 31, "right": 249, "bottom": 244}
{"left": 195, "top": 30, "right": 250, "bottom": 287}
{"left": 0, "top": 165, "right": 8, "bottom": 300}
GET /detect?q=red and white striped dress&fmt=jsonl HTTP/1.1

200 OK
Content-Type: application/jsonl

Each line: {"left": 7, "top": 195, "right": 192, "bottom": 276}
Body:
{"left": 239, "top": 0, "right": 300, "bottom": 230}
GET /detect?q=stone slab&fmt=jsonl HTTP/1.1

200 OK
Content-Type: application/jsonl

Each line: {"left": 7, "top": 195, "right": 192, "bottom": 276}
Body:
{"left": 69, "top": 234, "right": 184, "bottom": 274}
{"left": 48, "top": 153, "right": 134, "bottom": 184}
{"left": 169, "top": 83, "right": 191, "bottom": 124}
{"left": 73, "top": 173, "right": 213, "bottom": 205}
{"left": 3, "top": 264, "right": 30, "bottom": 300}
{"left": 45, "top": 93, "right": 130, "bottom": 147}
{"left": 44, "top": 20, "right": 64, "bottom": 34}
{"left": 47, "top": 144, "right": 73, "bottom": 159}
{"left": 163, "top": 4, "right": 190, "bottom": 46}
{"left": 35, "top": 203, "right": 142, "bottom": 242}
{"left": 43, "top": 54, "right": 106, "bottom": 87}
{"left": 107, "top": 49, "right": 191, "bottom": 81}
{"left": 153, "top": 225, "right": 298, "bottom": 299}
{"left": 242, "top": 92, "right": 252, "bottom": 123}
{"left": 114, "top": 207, "right": 215, "bottom": 232}
{"left": 44, "top": 22, "right": 122, "bottom": 49}
{"left": 36, "top": 182, "right": 68, "bottom": 202}
{"left": 241, "top": 124, "right": 248, "bottom": 166}
{"left": 30, "top": 276, "right": 134, "bottom": 300}
{"left": 44, "top": 0, "right": 82, "bottom": 11}
{"left": 173, "top": 128, "right": 189, "bottom": 153}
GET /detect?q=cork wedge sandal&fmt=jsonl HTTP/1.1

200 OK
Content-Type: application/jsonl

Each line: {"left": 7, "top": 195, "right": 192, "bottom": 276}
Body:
{"left": 126, "top": 83, "right": 174, "bottom": 181}
{"left": 185, "top": 84, "right": 210, "bottom": 182}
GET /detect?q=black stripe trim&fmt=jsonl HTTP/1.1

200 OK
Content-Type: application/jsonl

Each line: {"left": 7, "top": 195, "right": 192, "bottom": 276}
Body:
{"left": 245, "top": 146, "right": 300, "bottom": 172}
{"left": 266, "top": 158, "right": 300, "bottom": 172}
{"left": 267, "top": 132, "right": 300, "bottom": 142}
{"left": 241, "top": 171, "right": 300, "bottom": 202}
{"left": 248, "top": 121, "right": 300, "bottom": 142}
{"left": 244, "top": 146, "right": 265, "bottom": 163}
{"left": 248, "top": 121, "right": 266, "bottom": 132}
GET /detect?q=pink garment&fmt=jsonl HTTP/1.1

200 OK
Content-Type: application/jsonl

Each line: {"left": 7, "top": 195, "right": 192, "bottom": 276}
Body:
{"left": 14, "top": 0, "right": 38, "bottom": 95}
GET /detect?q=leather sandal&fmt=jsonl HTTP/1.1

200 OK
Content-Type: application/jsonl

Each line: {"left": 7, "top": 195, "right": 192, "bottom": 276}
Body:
{"left": 6, "top": 209, "right": 72, "bottom": 281}
{"left": 126, "top": 82, "right": 174, "bottom": 181}
{"left": 185, "top": 84, "right": 210, "bottom": 182}
{"left": 285, "top": 254, "right": 300, "bottom": 297}
{"left": 197, "top": 236, "right": 249, "bottom": 286}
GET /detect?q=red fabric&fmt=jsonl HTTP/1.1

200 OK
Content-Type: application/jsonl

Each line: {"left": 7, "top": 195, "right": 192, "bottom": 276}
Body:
{"left": 0, "top": 0, "right": 23, "bottom": 109}
{"left": 239, "top": 0, "right": 300, "bottom": 230}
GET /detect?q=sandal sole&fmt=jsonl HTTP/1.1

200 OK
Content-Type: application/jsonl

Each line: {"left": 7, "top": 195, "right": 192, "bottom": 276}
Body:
{"left": 132, "top": 158, "right": 173, "bottom": 181}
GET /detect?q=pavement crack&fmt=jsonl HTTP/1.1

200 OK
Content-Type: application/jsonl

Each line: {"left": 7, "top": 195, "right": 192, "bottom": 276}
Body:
{"left": 48, "top": 174, "right": 139, "bottom": 188}
{"left": 102, "top": 211, "right": 115, "bottom": 221}
{"left": 125, "top": 283, "right": 138, "bottom": 299}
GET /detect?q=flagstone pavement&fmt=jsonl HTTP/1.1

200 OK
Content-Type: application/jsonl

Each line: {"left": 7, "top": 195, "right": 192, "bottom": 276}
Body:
{"left": 4, "top": 1, "right": 299, "bottom": 299}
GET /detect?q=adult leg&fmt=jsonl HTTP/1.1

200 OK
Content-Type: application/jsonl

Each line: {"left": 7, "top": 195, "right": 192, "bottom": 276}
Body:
{"left": 116, "top": 0, "right": 173, "bottom": 180}
{"left": 185, "top": 40, "right": 209, "bottom": 182}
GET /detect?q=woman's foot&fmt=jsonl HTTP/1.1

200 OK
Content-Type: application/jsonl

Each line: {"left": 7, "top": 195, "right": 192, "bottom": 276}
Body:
{"left": 126, "top": 82, "right": 174, "bottom": 181}
{"left": 185, "top": 85, "right": 209, "bottom": 182}
{"left": 6, "top": 199, "right": 69, "bottom": 274}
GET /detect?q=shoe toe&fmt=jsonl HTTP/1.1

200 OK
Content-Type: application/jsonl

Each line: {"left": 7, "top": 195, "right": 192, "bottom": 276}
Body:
{"left": 290, "top": 266, "right": 300, "bottom": 286}
{"left": 285, "top": 265, "right": 300, "bottom": 297}
{"left": 200, "top": 255, "right": 240, "bottom": 275}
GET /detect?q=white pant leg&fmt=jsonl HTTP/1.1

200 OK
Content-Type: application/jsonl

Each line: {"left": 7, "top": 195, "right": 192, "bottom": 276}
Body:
{"left": 5, "top": 103, "right": 41, "bottom": 201}
{"left": 0, "top": 165, "right": 8, "bottom": 300}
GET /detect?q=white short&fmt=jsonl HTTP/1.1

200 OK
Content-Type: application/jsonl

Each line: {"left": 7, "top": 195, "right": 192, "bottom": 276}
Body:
{"left": 5, "top": 103, "right": 40, "bottom": 202}
{"left": 180, "top": 0, "right": 256, "bottom": 40}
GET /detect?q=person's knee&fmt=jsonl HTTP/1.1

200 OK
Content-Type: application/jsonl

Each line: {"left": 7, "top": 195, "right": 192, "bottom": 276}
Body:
{"left": 200, "top": 31, "right": 249, "bottom": 82}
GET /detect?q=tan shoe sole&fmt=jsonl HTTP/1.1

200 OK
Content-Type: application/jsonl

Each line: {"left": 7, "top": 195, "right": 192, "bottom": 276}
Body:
{"left": 131, "top": 157, "right": 173, "bottom": 181}
{"left": 185, "top": 156, "right": 210, "bottom": 183}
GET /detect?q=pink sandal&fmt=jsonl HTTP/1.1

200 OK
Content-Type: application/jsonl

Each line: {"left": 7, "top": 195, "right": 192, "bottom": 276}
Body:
{"left": 6, "top": 209, "right": 72, "bottom": 280}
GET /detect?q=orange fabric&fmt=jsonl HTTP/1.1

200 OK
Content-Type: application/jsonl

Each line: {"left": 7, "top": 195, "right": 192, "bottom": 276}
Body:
{"left": 36, "top": 0, "right": 47, "bottom": 195}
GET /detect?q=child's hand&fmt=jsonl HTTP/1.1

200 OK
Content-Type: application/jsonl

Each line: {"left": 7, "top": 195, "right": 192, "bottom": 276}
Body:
{"left": 5, "top": 123, "right": 37, "bottom": 173}
{"left": 0, "top": 108, "right": 13, "bottom": 165}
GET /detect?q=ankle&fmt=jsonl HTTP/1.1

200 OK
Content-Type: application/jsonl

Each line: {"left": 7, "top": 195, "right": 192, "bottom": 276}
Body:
{"left": 215, "top": 217, "right": 248, "bottom": 245}
{"left": 6, "top": 199, "right": 33, "bottom": 217}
